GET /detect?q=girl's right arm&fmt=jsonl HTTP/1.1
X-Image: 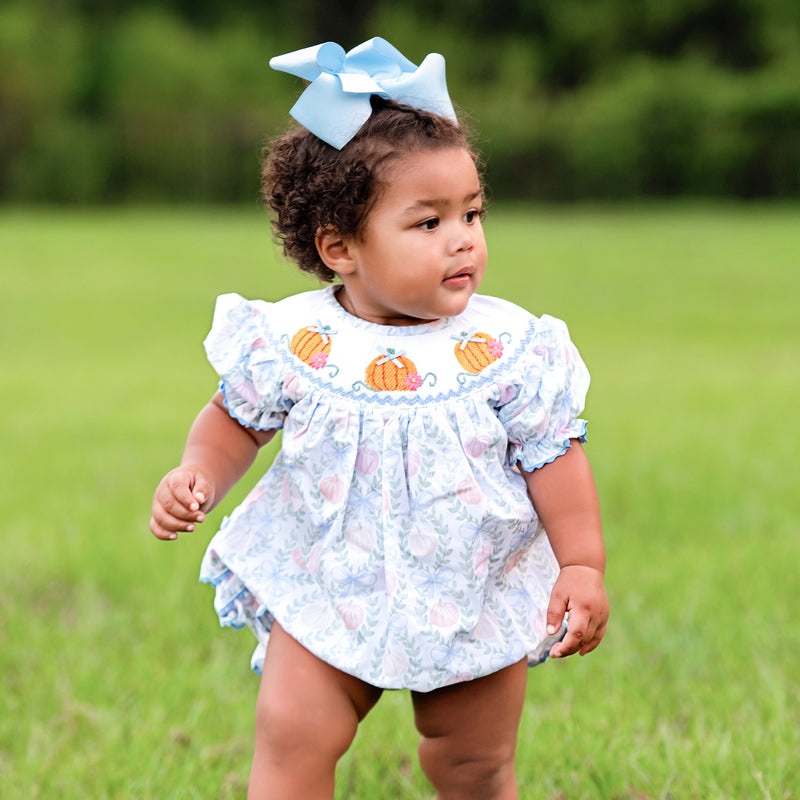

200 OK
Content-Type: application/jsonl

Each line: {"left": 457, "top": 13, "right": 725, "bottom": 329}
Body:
{"left": 150, "top": 391, "right": 276, "bottom": 541}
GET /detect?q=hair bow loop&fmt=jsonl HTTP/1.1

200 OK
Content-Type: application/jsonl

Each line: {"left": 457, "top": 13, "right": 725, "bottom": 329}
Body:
{"left": 380, "top": 53, "right": 454, "bottom": 121}
{"left": 270, "top": 36, "right": 457, "bottom": 150}
{"left": 344, "top": 37, "right": 417, "bottom": 79}
{"left": 268, "top": 42, "right": 345, "bottom": 82}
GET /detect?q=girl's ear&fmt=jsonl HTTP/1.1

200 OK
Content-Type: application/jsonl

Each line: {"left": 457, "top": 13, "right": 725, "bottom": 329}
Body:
{"left": 315, "top": 227, "right": 357, "bottom": 275}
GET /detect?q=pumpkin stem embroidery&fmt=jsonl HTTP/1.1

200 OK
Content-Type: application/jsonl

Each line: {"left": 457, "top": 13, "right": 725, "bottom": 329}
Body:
{"left": 452, "top": 329, "right": 486, "bottom": 350}
{"left": 375, "top": 348, "right": 408, "bottom": 368}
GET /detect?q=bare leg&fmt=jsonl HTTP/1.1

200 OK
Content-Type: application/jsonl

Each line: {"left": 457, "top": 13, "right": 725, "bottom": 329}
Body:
{"left": 412, "top": 659, "right": 528, "bottom": 800}
{"left": 247, "top": 623, "right": 382, "bottom": 800}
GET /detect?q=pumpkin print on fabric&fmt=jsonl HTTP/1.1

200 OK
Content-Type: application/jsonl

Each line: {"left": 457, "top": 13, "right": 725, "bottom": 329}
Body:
{"left": 452, "top": 329, "right": 503, "bottom": 373}
{"left": 290, "top": 322, "right": 335, "bottom": 370}
{"left": 365, "top": 348, "right": 422, "bottom": 391}
{"left": 430, "top": 601, "right": 460, "bottom": 628}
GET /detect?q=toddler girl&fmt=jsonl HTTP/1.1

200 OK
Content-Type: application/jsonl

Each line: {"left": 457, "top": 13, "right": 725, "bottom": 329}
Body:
{"left": 151, "top": 37, "right": 608, "bottom": 800}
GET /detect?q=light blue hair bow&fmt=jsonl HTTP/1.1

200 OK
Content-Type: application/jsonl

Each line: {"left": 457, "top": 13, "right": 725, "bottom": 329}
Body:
{"left": 269, "top": 37, "right": 457, "bottom": 150}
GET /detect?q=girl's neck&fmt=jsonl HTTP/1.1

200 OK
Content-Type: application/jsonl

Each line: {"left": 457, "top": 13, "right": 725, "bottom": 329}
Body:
{"left": 334, "top": 285, "right": 437, "bottom": 327}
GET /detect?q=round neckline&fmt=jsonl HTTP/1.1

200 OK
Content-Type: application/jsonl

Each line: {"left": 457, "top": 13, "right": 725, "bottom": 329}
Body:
{"left": 323, "top": 285, "right": 453, "bottom": 335}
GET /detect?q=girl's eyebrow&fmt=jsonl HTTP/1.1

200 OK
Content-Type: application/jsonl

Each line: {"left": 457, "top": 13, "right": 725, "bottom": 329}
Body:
{"left": 402, "top": 189, "right": 483, "bottom": 215}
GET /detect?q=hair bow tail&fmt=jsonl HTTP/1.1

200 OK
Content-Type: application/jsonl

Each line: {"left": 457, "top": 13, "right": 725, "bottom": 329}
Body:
{"left": 290, "top": 73, "right": 373, "bottom": 149}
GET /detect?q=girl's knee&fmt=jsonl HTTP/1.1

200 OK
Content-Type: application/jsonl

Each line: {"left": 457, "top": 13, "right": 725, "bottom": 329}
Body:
{"left": 412, "top": 664, "right": 526, "bottom": 798}
{"left": 418, "top": 734, "right": 517, "bottom": 798}
{"left": 254, "top": 678, "right": 358, "bottom": 763}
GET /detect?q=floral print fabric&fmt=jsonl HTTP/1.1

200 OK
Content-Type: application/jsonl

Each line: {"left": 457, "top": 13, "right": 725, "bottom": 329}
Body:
{"left": 199, "top": 286, "right": 589, "bottom": 691}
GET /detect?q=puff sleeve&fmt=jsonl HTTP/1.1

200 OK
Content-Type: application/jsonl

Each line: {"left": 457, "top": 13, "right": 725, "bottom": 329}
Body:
{"left": 203, "top": 293, "right": 290, "bottom": 431}
{"left": 493, "top": 314, "right": 589, "bottom": 471}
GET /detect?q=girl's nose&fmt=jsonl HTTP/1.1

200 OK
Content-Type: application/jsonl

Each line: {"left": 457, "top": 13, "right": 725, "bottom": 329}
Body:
{"left": 453, "top": 228, "right": 474, "bottom": 253}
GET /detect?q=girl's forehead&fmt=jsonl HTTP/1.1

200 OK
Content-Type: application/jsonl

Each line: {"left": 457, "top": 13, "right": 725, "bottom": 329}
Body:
{"left": 384, "top": 146, "right": 474, "bottom": 170}
{"left": 362, "top": 148, "right": 482, "bottom": 229}
{"left": 380, "top": 147, "right": 480, "bottom": 189}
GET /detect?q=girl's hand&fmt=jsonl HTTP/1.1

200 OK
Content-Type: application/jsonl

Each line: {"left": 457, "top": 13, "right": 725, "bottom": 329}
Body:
{"left": 149, "top": 393, "right": 273, "bottom": 542}
{"left": 546, "top": 565, "right": 608, "bottom": 658}
{"left": 150, "top": 466, "right": 215, "bottom": 541}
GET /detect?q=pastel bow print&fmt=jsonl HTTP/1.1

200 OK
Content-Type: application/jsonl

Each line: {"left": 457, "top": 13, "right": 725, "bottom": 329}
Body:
{"left": 269, "top": 36, "right": 457, "bottom": 149}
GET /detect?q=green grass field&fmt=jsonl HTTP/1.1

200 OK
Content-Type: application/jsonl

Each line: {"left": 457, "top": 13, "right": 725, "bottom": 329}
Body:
{"left": 1, "top": 205, "right": 798, "bottom": 799}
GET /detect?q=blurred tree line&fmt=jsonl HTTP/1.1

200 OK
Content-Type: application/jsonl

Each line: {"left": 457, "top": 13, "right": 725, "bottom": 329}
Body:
{"left": 1, "top": 0, "right": 799, "bottom": 203}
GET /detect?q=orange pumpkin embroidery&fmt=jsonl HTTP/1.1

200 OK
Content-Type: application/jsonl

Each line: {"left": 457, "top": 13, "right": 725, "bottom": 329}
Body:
{"left": 365, "top": 348, "right": 421, "bottom": 391}
{"left": 290, "top": 322, "right": 335, "bottom": 369}
{"left": 452, "top": 329, "right": 503, "bottom": 373}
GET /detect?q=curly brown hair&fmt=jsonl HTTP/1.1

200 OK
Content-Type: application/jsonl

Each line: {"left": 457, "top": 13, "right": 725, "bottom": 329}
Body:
{"left": 262, "top": 97, "right": 481, "bottom": 282}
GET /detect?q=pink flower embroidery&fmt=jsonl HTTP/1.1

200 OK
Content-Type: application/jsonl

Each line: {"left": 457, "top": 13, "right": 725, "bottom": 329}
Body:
{"left": 487, "top": 338, "right": 503, "bottom": 357}
{"left": 310, "top": 351, "right": 328, "bottom": 369}
{"left": 404, "top": 372, "right": 423, "bottom": 391}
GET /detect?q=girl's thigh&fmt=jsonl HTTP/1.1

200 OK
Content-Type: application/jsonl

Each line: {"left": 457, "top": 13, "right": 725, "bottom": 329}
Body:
{"left": 410, "top": 658, "right": 528, "bottom": 751}
{"left": 256, "top": 623, "right": 383, "bottom": 747}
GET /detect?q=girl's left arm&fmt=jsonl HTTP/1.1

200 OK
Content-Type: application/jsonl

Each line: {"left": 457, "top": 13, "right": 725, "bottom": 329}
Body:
{"left": 522, "top": 439, "right": 609, "bottom": 658}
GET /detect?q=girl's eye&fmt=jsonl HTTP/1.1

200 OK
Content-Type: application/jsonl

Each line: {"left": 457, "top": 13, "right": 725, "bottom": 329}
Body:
{"left": 464, "top": 208, "right": 486, "bottom": 224}
{"left": 418, "top": 218, "right": 439, "bottom": 231}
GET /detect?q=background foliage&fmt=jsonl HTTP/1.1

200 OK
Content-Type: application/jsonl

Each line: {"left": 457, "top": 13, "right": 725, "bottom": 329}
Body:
{"left": 2, "top": 0, "right": 799, "bottom": 203}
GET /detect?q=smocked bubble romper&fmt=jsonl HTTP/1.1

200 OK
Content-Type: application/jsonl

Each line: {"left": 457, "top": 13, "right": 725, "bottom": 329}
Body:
{"left": 199, "top": 286, "right": 589, "bottom": 692}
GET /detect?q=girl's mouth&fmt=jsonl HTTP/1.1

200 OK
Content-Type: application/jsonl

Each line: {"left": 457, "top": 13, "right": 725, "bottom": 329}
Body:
{"left": 443, "top": 267, "right": 474, "bottom": 287}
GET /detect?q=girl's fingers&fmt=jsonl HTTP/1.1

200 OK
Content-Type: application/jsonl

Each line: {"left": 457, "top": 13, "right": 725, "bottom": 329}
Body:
{"left": 551, "top": 608, "right": 591, "bottom": 657}
{"left": 162, "top": 492, "right": 204, "bottom": 522}
{"left": 578, "top": 621, "right": 607, "bottom": 656}
{"left": 150, "top": 516, "right": 180, "bottom": 541}
{"left": 152, "top": 498, "right": 201, "bottom": 534}
{"left": 150, "top": 506, "right": 203, "bottom": 540}
{"left": 545, "top": 591, "right": 567, "bottom": 637}
{"left": 550, "top": 629, "right": 582, "bottom": 658}
{"left": 157, "top": 470, "right": 208, "bottom": 519}
{"left": 166, "top": 469, "right": 201, "bottom": 509}
{"left": 190, "top": 475, "right": 213, "bottom": 510}
{"left": 551, "top": 613, "right": 606, "bottom": 658}
{"left": 150, "top": 470, "right": 208, "bottom": 541}
{"left": 153, "top": 496, "right": 205, "bottom": 527}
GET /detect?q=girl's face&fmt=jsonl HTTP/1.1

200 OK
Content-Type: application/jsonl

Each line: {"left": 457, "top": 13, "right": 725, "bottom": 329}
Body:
{"left": 332, "top": 147, "right": 487, "bottom": 326}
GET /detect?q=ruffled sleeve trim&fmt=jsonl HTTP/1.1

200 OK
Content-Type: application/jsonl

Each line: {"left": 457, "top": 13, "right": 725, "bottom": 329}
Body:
{"left": 514, "top": 419, "right": 588, "bottom": 472}
{"left": 203, "top": 293, "right": 289, "bottom": 432}
{"left": 493, "top": 314, "right": 590, "bottom": 471}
